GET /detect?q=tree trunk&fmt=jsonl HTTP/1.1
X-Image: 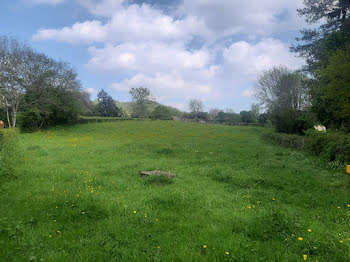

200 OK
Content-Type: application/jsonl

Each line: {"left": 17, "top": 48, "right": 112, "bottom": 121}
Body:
{"left": 6, "top": 107, "right": 11, "bottom": 128}
{"left": 11, "top": 105, "right": 16, "bottom": 128}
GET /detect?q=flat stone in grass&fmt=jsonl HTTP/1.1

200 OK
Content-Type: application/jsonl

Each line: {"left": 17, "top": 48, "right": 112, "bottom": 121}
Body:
{"left": 140, "top": 170, "right": 176, "bottom": 178}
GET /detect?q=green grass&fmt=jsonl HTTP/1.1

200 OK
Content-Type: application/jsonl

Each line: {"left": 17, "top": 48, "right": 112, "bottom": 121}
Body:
{"left": 1, "top": 121, "right": 350, "bottom": 261}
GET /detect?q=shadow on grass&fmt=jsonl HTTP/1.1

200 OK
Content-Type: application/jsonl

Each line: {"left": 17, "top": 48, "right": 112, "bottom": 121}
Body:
{"left": 142, "top": 175, "right": 175, "bottom": 186}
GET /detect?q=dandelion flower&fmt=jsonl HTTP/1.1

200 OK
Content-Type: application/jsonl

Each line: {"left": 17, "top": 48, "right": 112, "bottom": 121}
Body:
{"left": 225, "top": 252, "right": 229, "bottom": 255}
{"left": 272, "top": 198, "right": 275, "bottom": 201}
{"left": 203, "top": 245, "right": 207, "bottom": 249}
{"left": 56, "top": 206, "right": 58, "bottom": 209}
{"left": 157, "top": 246, "right": 160, "bottom": 248}
{"left": 307, "top": 229, "right": 312, "bottom": 232}
{"left": 298, "top": 237, "right": 303, "bottom": 241}
{"left": 337, "top": 206, "right": 341, "bottom": 209}
{"left": 53, "top": 220, "right": 56, "bottom": 223}
{"left": 57, "top": 231, "right": 61, "bottom": 233}
{"left": 133, "top": 211, "right": 137, "bottom": 214}
{"left": 82, "top": 211, "right": 86, "bottom": 214}
{"left": 303, "top": 254, "right": 307, "bottom": 260}
{"left": 49, "top": 235, "right": 52, "bottom": 238}
{"left": 247, "top": 206, "right": 251, "bottom": 209}
{"left": 339, "top": 240, "right": 343, "bottom": 243}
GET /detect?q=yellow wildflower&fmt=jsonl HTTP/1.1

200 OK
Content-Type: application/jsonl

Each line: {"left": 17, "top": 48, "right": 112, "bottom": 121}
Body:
{"left": 272, "top": 198, "right": 275, "bottom": 201}
{"left": 203, "top": 245, "right": 207, "bottom": 249}
{"left": 303, "top": 254, "right": 307, "bottom": 260}
{"left": 307, "top": 229, "right": 312, "bottom": 232}
{"left": 298, "top": 237, "right": 303, "bottom": 241}
{"left": 247, "top": 206, "right": 251, "bottom": 209}
{"left": 133, "top": 211, "right": 137, "bottom": 214}
{"left": 53, "top": 220, "right": 56, "bottom": 223}
{"left": 82, "top": 211, "right": 86, "bottom": 214}
{"left": 339, "top": 240, "right": 343, "bottom": 243}
{"left": 49, "top": 235, "right": 52, "bottom": 238}
{"left": 225, "top": 252, "right": 229, "bottom": 255}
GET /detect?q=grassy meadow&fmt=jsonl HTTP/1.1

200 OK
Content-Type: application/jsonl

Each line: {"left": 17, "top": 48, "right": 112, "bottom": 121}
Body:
{"left": 1, "top": 121, "right": 350, "bottom": 261}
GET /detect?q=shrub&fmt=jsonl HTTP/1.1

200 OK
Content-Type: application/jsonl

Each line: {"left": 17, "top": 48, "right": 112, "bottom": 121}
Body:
{"left": 263, "top": 130, "right": 350, "bottom": 164}
{"left": 0, "top": 129, "right": 23, "bottom": 182}
{"left": 271, "top": 109, "right": 315, "bottom": 135}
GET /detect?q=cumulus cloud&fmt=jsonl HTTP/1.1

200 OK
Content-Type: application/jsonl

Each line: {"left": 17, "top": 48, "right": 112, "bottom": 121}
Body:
{"left": 223, "top": 38, "right": 303, "bottom": 78}
{"left": 31, "top": 0, "right": 306, "bottom": 108}
{"left": 179, "top": 0, "right": 306, "bottom": 37}
{"left": 86, "top": 42, "right": 211, "bottom": 73}
{"left": 33, "top": 4, "right": 209, "bottom": 44}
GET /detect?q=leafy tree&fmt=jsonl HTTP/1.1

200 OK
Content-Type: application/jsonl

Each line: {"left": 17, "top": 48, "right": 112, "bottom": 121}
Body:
{"left": 0, "top": 36, "right": 32, "bottom": 127}
{"left": 97, "top": 89, "right": 120, "bottom": 117}
{"left": 208, "top": 108, "right": 220, "bottom": 120}
{"left": 313, "top": 46, "right": 350, "bottom": 131}
{"left": 250, "top": 103, "right": 260, "bottom": 122}
{"left": 151, "top": 105, "right": 172, "bottom": 120}
{"left": 255, "top": 66, "right": 311, "bottom": 133}
{"left": 293, "top": 0, "right": 350, "bottom": 74}
{"left": 217, "top": 111, "right": 241, "bottom": 124}
{"left": 255, "top": 66, "right": 309, "bottom": 112}
{"left": 129, "top": 87, "right": 154, "bottom": 119}
{"left": 239, "top": 111, "right": 254, "bottom": 123}
{"left": 188, "top": 99, "right": 204, "bottom": 120}
{"left": 21, "top": 57, "right": 84, "bottom": 129}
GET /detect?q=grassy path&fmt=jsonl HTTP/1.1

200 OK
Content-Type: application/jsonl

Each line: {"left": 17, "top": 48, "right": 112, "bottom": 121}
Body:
{"left": 1, "top": 121, "right": 349, "bottom": 261}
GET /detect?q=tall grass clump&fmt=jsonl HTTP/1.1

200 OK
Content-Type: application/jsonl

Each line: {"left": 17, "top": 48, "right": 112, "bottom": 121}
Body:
{"left": 0, "top": 129, "right": 23, "bottom": 182}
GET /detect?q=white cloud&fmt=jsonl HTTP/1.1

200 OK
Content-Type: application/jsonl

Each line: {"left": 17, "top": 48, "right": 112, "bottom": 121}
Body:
{"left": 84, "top": 88, "right": 97, "bottom": 94}
{"left": 86, "top": 42, "right": 211, "bottom": 74}
{"left": 223, "top": 38, "right": 303, "bottom": 78}
{"left": 31, "top": 0, "right": 306, "bottom": 109}
{"left": 179, "top": 0, "right": 306, "bottom": 37}
{"left": 33, "top": 4, "right": 208, "bottom": 44}
{"left": 33, "top": 20, "right": 106, "bottom": 44}
{"left": 112, "top": 72, "right": 212, "bottom": 99}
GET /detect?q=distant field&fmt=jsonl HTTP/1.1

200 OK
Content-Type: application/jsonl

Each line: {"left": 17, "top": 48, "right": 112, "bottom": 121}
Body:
{"left": 1, "top": 121, "right": 349, "bottom": 261}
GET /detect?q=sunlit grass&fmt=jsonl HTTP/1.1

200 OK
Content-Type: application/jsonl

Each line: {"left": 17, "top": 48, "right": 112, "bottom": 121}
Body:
{"left": 0, "top": 121, "right": 349, "bottom": 261}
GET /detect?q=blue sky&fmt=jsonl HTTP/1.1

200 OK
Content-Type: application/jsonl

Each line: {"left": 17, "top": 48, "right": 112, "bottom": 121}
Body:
{"left": 0, "top": 0, "right": 306, "bottom": 112}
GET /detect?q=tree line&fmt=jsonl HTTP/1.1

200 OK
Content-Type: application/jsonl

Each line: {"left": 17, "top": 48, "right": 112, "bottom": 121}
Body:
{"left": 254, "top": 0, "right": 350, "bottom": 134}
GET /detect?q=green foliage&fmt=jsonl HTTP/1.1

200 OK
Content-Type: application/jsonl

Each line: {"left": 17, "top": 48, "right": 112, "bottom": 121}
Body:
{"left": 313, "top": 45, "right": 350, "bottom": 131}
{"left": 239, "top": 111, "right": 254, "bottom": 123}
{"left": 305, "top": 130, "right": 350, "bottom": 163}
{"left": 264, "top": 129, "right": 350, "bottom": 163}
{"left": 0, "top": 129, "right": 23, "bottom": 182}
{"left": 271, "top": 109, "right": 315, "bottom": 135}
{"left": 129, "top": 87, "right": 154, "bottom": 119}
{"left": 97, "top": 89, "right": 120, "bottom": 117}
{"left": 0, "top": 121, "right": 350, "bottom": 261}
{"left": 151, "top": 105, "right": 172, "bottom": 120}
{"left": 21, "top": 85, "right": 83, "bottom": 130}
{"left": 216, "top": 111, "right": 241, "bottom": 124}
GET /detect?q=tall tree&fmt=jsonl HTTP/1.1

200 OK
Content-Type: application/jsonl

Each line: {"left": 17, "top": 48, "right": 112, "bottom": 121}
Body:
{"left": 188, "top": 99, "right": 204, "bottom": 120}
{"left": 97, "top": 89, "right": 120, "bottom": 117}
{"left": 313, "top": 45, "right": 350, "bottom": 130}
{"left": 292, "top": 0, "right": 350, "bottom": 74}
{"left": 255, "top": 66, "right": 308, "bottom": 112}
{"left": 250, "top": 103, "right": 260, "bottom": 123}
{"left": 0, "top": 36, "right": 31, "bottom": 127}
{"left": 129, "top": 87, "right": 154, "bottom": 119}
